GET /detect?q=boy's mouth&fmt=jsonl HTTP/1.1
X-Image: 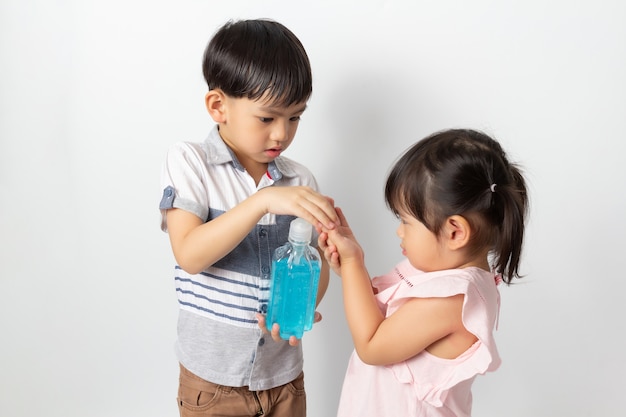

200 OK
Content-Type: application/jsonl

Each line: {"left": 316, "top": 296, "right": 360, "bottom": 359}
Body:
{"left": 265, "top": 148, "right": 282, "bottom": 158}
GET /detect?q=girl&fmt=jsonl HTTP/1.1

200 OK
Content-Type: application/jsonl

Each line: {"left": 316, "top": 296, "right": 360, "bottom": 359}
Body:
{"left": 319, "top": 129, "right": 528, "bottom": 417}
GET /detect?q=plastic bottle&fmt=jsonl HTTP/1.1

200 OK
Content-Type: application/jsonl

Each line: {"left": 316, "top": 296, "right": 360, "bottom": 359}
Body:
{"left": 266, "top": 217, "right": 321, "bottom": 339}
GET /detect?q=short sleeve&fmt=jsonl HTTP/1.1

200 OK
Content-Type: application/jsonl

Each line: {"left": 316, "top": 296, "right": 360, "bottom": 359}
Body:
{"left": 383, "top": 268, "right": 502, "bottom": 407}
{"left": 159, "top": 142, "right": 212, "bottom": 232}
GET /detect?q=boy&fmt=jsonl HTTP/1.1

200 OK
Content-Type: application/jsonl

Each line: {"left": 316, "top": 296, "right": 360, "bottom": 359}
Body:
{"left": 159, "top": 19, "right": 338, "bottom": 417}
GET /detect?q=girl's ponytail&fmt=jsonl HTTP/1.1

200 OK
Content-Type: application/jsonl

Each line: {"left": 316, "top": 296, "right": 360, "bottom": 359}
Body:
{"left": 492, "top": 165, "right": 528, "bottom": 283}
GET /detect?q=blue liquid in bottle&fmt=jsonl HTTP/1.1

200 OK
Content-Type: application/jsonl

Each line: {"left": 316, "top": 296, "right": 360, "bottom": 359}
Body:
{"left": 266, "top": 218, "right": 321, "bottom": 340}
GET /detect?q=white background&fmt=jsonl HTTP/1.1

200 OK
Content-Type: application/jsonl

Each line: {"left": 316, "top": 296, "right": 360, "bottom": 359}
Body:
{"left": 1, "top": 1, "right": 625, "bottom": 416}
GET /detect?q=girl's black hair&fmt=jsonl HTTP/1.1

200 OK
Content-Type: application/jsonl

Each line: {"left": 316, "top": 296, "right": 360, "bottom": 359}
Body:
{"left": 384, "top": 129, "right": 529, "bottom": 283}
{"left": 202, "top": 19, "right": 312, "bottom": 106}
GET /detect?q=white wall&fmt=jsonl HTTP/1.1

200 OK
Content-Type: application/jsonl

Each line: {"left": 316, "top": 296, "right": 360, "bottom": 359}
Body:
{"left": 1, "top": 0, "right": 625, "bottom": 416}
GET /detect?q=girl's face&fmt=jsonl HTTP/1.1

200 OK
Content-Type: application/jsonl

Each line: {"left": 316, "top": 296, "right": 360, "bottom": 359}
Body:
{"left": 396, "top": 209, "right": 446, "bottom": 272}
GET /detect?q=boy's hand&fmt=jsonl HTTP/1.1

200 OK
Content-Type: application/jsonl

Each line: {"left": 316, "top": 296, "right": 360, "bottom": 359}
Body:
{"left": 255, "top": 312, "right": 323, "bottom": 347}
{"left": 256, "top": 186, "right": 338, "bottom": 231}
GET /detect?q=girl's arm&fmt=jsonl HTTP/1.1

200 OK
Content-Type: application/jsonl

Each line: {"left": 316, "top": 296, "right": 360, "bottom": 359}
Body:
{"left": 321, "top": 208, "right": 472, "bottom": 366}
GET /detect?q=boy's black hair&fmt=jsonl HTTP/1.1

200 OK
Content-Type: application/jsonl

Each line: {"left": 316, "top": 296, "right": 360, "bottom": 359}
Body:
{"left": 385, "top": 129, "right": 529, "bottom": 283}
{"left": 202, "top": 19, "right": 312, "bottom": 107}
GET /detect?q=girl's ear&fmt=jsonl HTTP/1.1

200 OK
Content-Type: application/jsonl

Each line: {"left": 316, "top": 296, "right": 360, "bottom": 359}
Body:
{"left": 444, "top": 215, "right": 471, "bottom": 250}
{"left": 205, "top": 89, "right": 226, "bottom": 123}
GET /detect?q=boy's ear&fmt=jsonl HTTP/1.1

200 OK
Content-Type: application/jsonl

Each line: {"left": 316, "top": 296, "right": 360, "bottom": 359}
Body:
{"left": 205, "top": 89, "right": 226, "bottom": 123}
{"left": 444, "top": 215, "right": 471, "bottom": 250}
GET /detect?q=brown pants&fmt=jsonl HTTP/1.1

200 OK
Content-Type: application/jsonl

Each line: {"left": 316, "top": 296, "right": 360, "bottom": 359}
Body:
{"left": 178, "top": 364, "right": 306, "bottom": 417}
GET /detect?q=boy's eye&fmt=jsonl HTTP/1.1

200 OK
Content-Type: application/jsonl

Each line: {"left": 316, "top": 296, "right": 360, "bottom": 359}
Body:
{"left": 259, "top": 117, "right": 273, "bottom": 123}
{"left": 290, "top": 116, "right": 301, "bottom": 122}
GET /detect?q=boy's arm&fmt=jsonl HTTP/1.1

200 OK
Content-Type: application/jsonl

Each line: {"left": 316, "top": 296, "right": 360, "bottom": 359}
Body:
{"left": 166, "top": 185, "right": 338, "bottom": 274}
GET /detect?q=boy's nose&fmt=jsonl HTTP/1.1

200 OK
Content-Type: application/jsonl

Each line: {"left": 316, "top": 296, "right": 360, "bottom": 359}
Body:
{"left": 270, "top": 121, "right": 289, "bottom": 142}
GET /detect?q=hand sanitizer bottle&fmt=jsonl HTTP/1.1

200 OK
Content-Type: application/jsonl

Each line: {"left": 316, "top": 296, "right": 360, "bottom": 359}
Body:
{"left": 266, "top": 217, "right": 321, "bottom": 339}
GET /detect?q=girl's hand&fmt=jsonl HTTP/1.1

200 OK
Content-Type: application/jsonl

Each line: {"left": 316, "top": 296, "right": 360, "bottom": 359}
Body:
{"left": 319, "top": 207, "right": 364, "bottom": 269}
{"left": 318, "top": 230, "right": 342, "bottom": 275}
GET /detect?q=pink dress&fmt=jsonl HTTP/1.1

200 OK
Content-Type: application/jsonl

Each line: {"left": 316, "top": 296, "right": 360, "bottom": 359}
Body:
{"left": 337, "top": 259, "right": 501, "bottom": 417}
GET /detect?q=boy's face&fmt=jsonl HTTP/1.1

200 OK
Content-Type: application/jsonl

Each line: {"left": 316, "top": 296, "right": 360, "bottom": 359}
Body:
{"left": 211, "top": 92, "right": 307, "bottom": 178}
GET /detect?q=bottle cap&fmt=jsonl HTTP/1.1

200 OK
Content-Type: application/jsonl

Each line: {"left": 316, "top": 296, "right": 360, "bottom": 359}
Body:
{"left": 289, "top": 218, "right": 312, "bottom": 243}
